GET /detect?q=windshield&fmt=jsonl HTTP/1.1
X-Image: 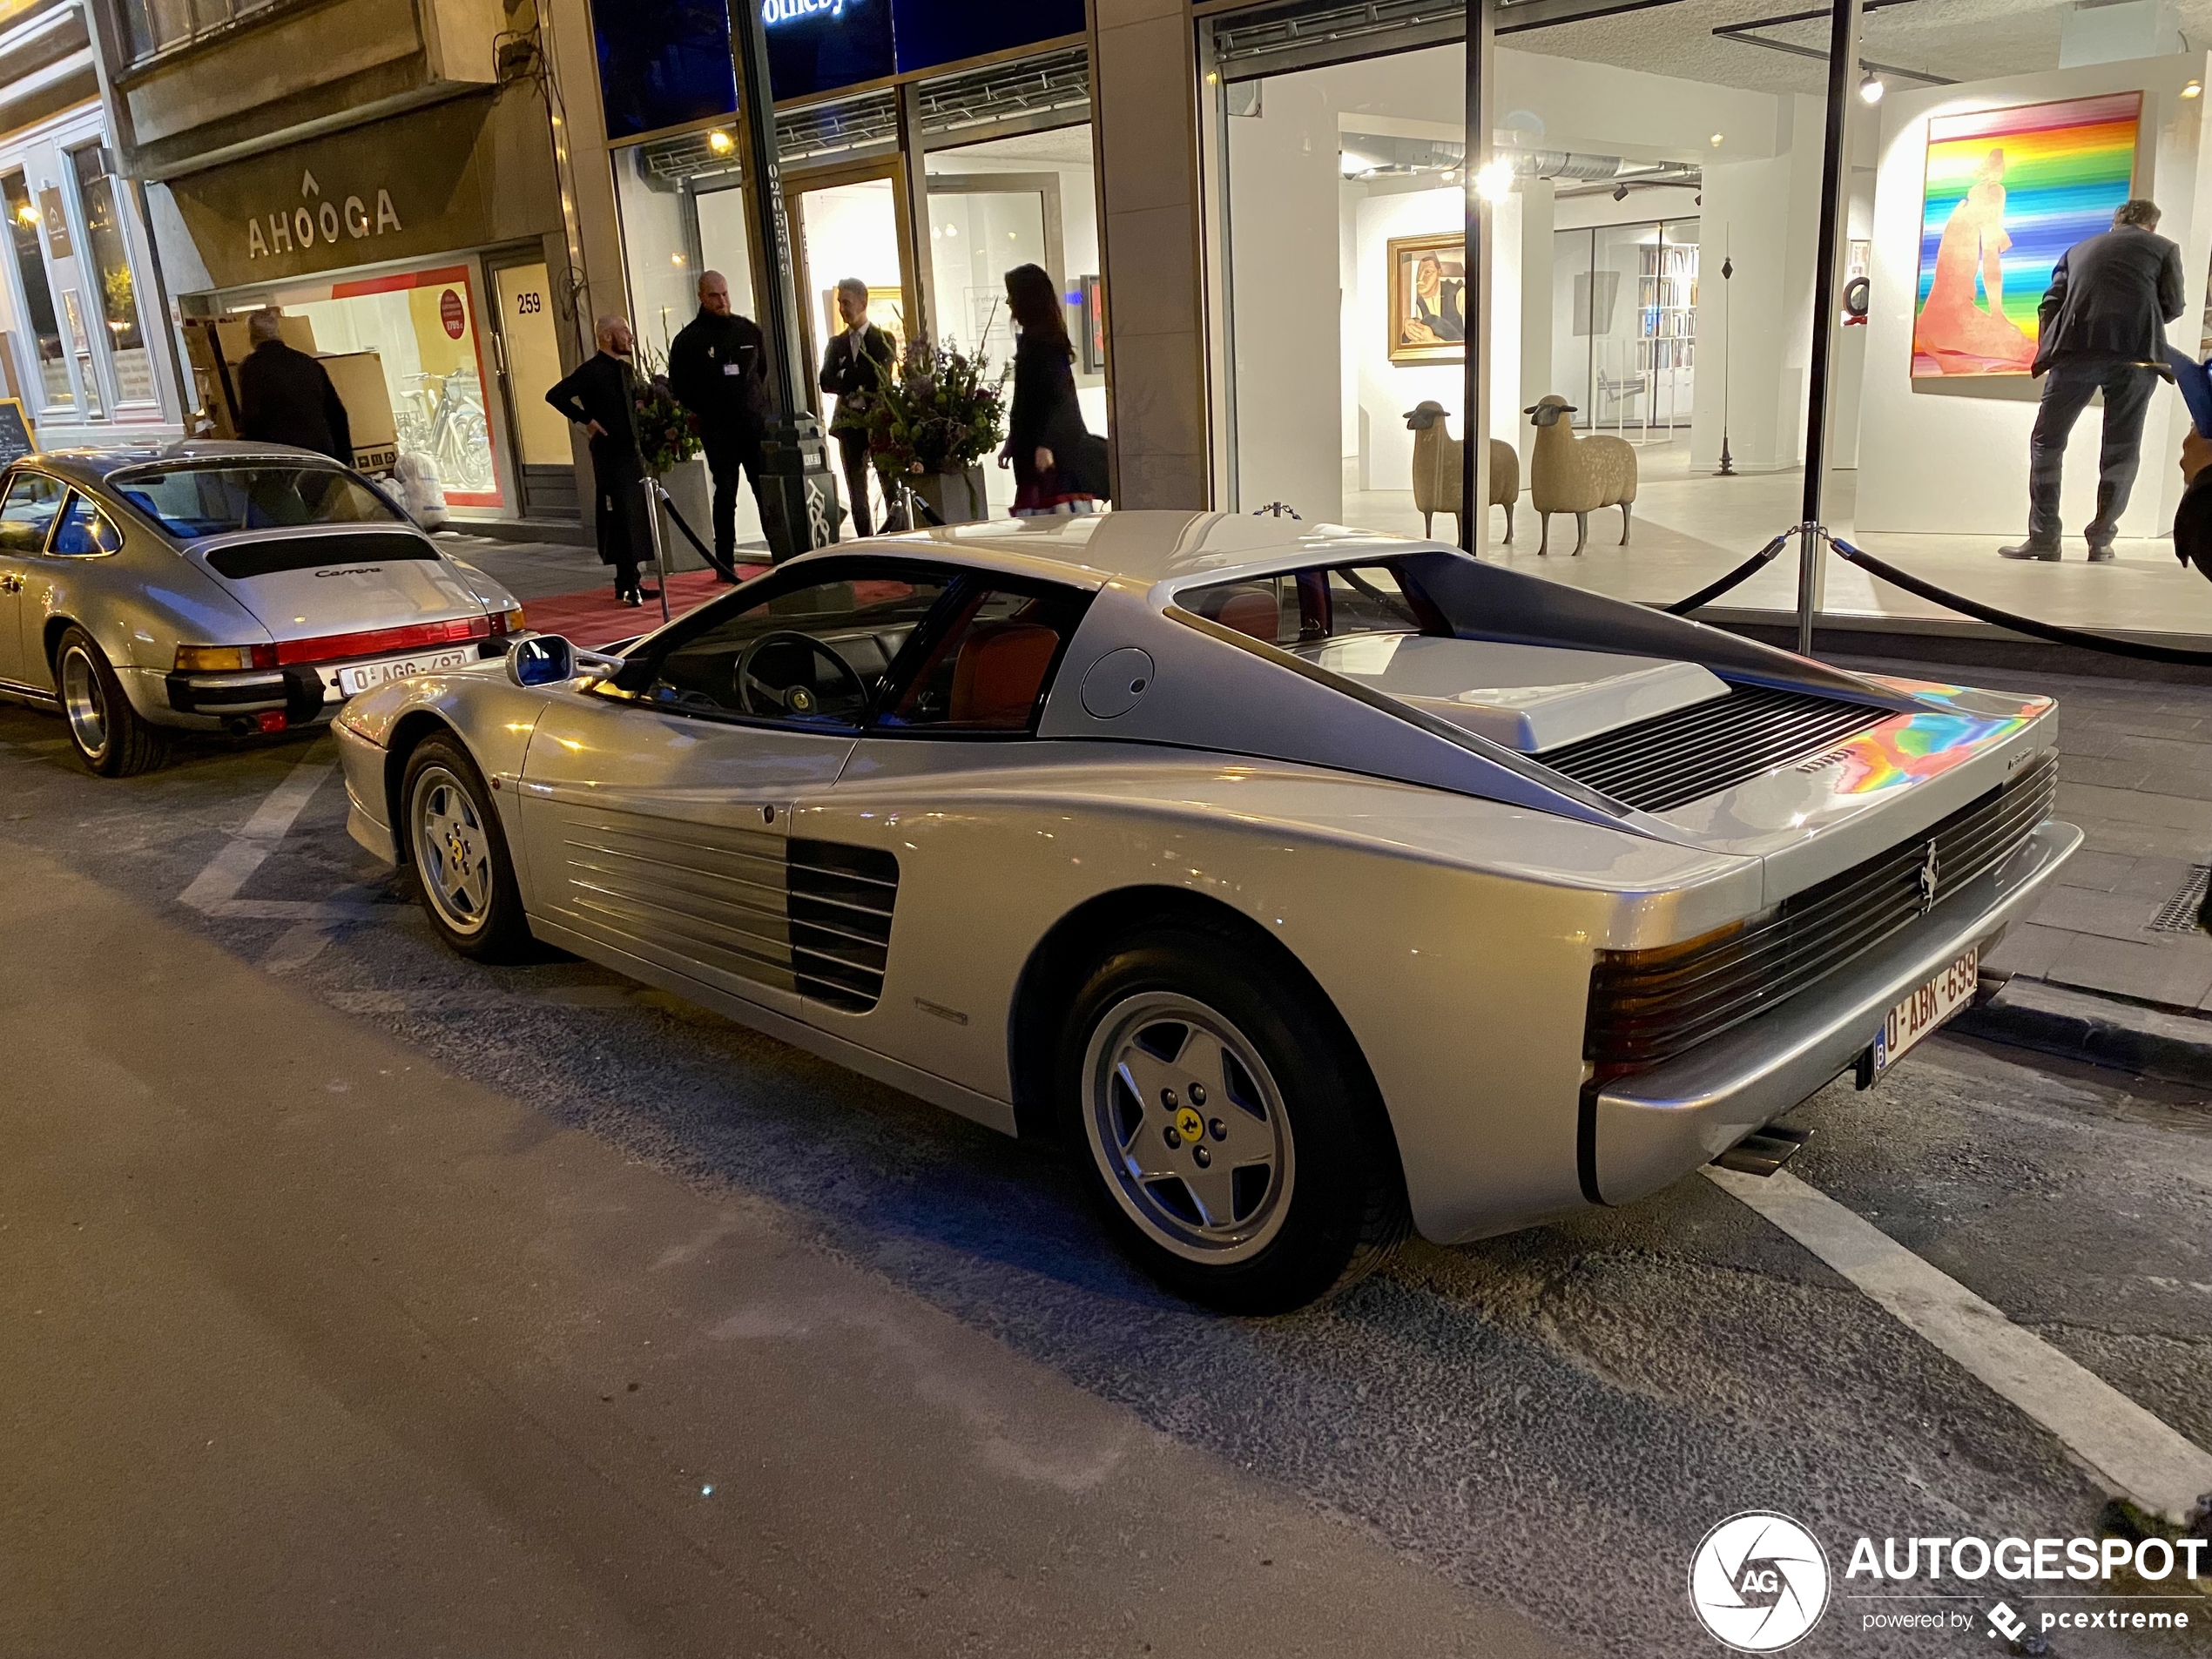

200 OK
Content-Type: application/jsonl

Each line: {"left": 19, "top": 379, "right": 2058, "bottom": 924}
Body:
{"left": 1179, "top": 562, "right": 1440, "bottom": 649}
{"left": 111, "top": 465, "right": 402, "bottom": 540}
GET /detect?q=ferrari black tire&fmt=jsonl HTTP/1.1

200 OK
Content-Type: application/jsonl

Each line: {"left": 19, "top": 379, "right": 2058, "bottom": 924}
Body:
{"left": 401, "top": 732, "right": 534, "bottom": 962}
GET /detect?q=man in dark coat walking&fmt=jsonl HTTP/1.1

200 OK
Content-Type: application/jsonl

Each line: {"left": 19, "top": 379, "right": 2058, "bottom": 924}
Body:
{"left": 818, "top": 277, "right": 896, "bottom": 536}
{"left": 545, "top": 314, "right": 657, "bottom": 605}
{"left": 2002, "top": 198, "right": 2186, "bottom": 563}
{"left": 236, "top": 307, "right": 352, "bottom": 465}
{"left": 668, "top": 270, "right": 771, "bottom": 576}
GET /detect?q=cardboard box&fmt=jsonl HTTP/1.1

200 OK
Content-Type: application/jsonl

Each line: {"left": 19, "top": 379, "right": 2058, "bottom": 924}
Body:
{"left": 182, "top": 314, "right": 320, "bottom": 437}
{"left": 316, "top": 349, "right": 399, "bottom": 475}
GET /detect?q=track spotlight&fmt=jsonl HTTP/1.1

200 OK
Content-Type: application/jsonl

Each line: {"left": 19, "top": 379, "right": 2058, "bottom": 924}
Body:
{"left": 1612, "top": 183, "right": 1629, "bottom": 201}
{"left": 1858, "top": 70, "right": 1885, "bottom": 105}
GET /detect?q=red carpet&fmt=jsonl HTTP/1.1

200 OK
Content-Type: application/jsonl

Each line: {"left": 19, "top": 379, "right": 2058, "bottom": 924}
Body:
{"left": 520, "top": 564, "right": 770, "bottom": 650}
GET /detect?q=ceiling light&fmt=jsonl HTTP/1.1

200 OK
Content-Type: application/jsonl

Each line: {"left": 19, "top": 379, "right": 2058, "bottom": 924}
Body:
{"left": 1612, "top": 183, "right": 1629, "bottom": 201}
{"left": 1710, "top": 132, "right": 1725, "bottom": 147}
{"left": 1474, "top": 157, "right": 1515, "bottom": 201}
{"left": 1339, "top": 150, "right": 1368, "bottom": 177}
{"left": 707, "top": 129, "right": 735, "bottom": 154}
{"left": 2186, "top": 79, "right": 2204, "bottom": 99}
{"left": 1442, "top": 169, "right": 1457, "bottom": 183}
{"left": 1858, "top": 70, "right": 1885, "bottom": 105}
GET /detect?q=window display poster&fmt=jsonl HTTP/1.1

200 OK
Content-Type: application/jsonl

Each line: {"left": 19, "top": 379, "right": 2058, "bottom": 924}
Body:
{"left": 1912, "top": 91, "right": 2141, "bottom": 378}
{"left": 1386, "top": 233, "right": 1466, "bottom": 365}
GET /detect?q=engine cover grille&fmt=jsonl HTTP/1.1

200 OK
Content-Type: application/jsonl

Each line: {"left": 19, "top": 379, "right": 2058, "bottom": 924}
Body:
{"left": 1539, "top": 685, "right": 1892, "bottom": 813}
{"left": 1585, "top": 750, "right": 2058, "bottom": 1074}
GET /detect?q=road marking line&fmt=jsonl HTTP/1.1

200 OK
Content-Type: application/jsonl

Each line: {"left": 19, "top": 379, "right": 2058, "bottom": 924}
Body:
{"left": 1707, "top": 1165, "right": 2212, "bottom": 1522}
{"left": 179, "top": 748, "right": 372, "bottom": 921}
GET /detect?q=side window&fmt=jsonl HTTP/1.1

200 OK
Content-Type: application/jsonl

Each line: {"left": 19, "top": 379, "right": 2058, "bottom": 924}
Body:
{"left": 878, "top": 585, "right": 1089, "bottom": 732}
{"left": 0, "top": 471, "right": 65, "bottom": 554}
{"left": 50, "top": 493, "right": 122, "bottom": 556}
{"left": 641, "top": 569, "right": 954, "bottom": 726}
{"left": 1184, "top": 563, "right": 1432, "bottom": 648}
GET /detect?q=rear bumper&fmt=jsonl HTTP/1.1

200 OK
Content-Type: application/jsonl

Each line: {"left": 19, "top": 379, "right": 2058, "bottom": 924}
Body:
{"left": 164, "top": 665, "right": 325, "bottom": 723}
{"left": 1588, "top": 817, "right": 2082, "bottom": 1204}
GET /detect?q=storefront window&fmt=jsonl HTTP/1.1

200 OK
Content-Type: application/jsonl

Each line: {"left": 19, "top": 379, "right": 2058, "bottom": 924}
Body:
{"left": 266, "top": 264, "right": 502, "bottom": 509}
{"left": 3, "top": 172, "right": 71, "bottom": 412}
{"left": 614, "top": 141, "right": 756, "bottom": 358}
{"left": 68, "top": 145, "right": 155, "bottom": 408}
{"left": 925, "top": 123, "right": 1104, "bottom": 516}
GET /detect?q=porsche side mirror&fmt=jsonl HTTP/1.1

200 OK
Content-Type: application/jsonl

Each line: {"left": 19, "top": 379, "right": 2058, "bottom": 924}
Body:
{"left": 508, "top": 632, "right": 575, "bottom": 686}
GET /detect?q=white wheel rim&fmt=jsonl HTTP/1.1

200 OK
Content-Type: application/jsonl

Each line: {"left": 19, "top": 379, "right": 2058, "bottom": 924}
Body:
{"left": 1080, "top": 991, "right": 1296, "bottom": 1265}
{"left": 59, "top": 646, "right": 109, "bottom": 760}
{"left": 410, "top": 765, "right": 495, "bottom": 937}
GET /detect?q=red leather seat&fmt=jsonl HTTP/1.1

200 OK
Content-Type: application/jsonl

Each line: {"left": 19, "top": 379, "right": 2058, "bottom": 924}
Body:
{"left": 948, "top": 622, "right": 1060, "bottom": 726}
{"left": 1216, "top": 589, "right": 1279, "bottom": 642}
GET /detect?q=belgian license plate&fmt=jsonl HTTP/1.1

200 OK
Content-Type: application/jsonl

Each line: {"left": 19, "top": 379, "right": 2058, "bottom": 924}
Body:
{"left": 330, "top": 646, "right": 475, "bottom": 698}
{"left": 1872, "top": 945, "right": 1979, "bottom": 1074}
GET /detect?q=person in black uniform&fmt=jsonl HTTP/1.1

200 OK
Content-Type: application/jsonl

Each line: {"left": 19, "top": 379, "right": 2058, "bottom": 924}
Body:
{"left": 2002, "top": 199, "right": 2187, "bottom": 563}
{"left": 818, "top": 277, "right": 895, "bottom": 536}
{"left": 545, "top": 314, "right": 657, "bottom": 605}
{"left": 667, "top": 271, "right": 771, "bottom": 575}
{"left": 237, "top": 308, "right": 352, "bottom": 465}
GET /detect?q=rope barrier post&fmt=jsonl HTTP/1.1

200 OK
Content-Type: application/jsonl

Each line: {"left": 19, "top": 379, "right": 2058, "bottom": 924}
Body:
{"left": 1795, "top": 522, "right": 1820, "bottom": 657}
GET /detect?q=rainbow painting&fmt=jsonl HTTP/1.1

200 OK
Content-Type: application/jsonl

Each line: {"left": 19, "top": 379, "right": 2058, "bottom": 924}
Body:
{"left": 1912, "top": 91, "right": 2141, "bottom": 379}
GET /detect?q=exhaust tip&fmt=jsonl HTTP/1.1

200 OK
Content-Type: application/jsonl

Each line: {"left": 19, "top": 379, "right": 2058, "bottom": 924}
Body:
{"left": 1711, "top": 1124, "right": 1811, "bottom": 1178}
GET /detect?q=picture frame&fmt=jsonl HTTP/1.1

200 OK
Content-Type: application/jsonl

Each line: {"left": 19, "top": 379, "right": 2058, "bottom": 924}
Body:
{"left": 1386, "top": 233, "right": 1467, "bottom": 365}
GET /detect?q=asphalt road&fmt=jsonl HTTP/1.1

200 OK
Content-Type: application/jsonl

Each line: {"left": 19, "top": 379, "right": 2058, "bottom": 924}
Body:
{"left": 3, "top": 706, "right": 2209, "bottom": 1659}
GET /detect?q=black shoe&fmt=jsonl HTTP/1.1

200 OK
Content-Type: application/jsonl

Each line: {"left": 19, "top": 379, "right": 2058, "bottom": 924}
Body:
{"left": 619, "top": 591, "right": 643, "bottom": 607}
{"left": 1998, "top": 540, "right": 2062, "bottom": 561}
{"left": 635, "top": 584, "right": 661, "bottom": 600}
{"left": 2087, "top": 543, "right": 2116, "bottom": 563}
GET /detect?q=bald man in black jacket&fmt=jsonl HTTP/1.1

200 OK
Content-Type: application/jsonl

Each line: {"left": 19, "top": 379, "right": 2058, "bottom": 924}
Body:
{"left": 546, "top": 314, "right": 657, "bottom": 605}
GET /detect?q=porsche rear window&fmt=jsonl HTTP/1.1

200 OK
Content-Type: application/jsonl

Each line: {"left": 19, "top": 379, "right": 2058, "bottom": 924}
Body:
{"left": 1182, "top": 563, "right": 1439, "bottom": 647}
{"left": 111, "top": 465, "right": 402, "bottom": 540}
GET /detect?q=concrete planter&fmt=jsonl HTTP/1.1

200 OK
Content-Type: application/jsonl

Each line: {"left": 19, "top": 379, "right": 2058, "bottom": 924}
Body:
{"left": 909, "top": 464, "right": 990, "bottom": 527}
{"left": 652, "top": 457, "right": 715, "bottom": 572}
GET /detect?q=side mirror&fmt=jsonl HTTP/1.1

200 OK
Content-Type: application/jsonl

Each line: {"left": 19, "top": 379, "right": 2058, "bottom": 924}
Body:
{"left": 507, "top": 631, "right": 624, "bottom": 688}
{"left": 508, "top": 633, "right": 575, "bottom": 686}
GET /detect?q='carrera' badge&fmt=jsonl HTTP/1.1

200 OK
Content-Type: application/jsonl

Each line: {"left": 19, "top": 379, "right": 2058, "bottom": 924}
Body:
{"left": 1917, "top": 840, "right": 1940, "bottom": 915}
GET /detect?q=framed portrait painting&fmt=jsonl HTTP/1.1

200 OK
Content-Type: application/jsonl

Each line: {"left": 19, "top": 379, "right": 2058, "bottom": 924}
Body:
{"left": 1911, "top": 91, "right": 2141, "bottom": 379}
{"left": 1386, "top": 233, "right": 1467, "bottom": 365}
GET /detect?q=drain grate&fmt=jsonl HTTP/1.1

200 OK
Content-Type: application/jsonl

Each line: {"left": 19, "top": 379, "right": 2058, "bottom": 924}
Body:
{"left": 2148, "top": 865, "right": 2212, "bottom": 933}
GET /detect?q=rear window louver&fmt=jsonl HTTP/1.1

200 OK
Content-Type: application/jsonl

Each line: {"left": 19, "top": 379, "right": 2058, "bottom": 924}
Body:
{"left": 1536, "top": 685, "right": 1892, "bottom": 814}
{"left": 204, "top": 532, "right": 438, "bottom": 580}
{"left": 786, "top": 840, "right": 900, "bottom": 1013}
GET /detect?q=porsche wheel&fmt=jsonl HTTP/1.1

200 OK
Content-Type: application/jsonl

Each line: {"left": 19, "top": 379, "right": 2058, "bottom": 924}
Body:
{"left": 56, "top": 626, "right": 166, "bottom": 777}
{"left": 403, "top": 733, "right": 532, "bottom": 962}
{"left": 1059, "top": 921, "right": 1409, "bottom": 1313}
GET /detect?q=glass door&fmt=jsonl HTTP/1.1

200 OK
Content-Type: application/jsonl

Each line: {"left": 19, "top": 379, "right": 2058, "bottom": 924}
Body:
{"left": 487, "top": 255, "right": 577, "bottom": 520}
{"left": 786, "top": 163, "right": 914, "bottom": 536}
{"left": 1, "top": 172, "right": 75, "bottom": 423}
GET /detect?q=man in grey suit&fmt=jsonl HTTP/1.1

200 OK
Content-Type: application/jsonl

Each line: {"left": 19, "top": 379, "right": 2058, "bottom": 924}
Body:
{"left": 2001, "top": 198, "right": 2186, "bottom": 562}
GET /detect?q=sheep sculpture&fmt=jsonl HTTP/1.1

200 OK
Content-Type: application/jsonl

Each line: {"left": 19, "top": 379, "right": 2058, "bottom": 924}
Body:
{"left": 1403, "top": 401, "right": 1519, "bottom": 543}
{"left": 1525, "top": 394, "right": 1635, "bottom": 556}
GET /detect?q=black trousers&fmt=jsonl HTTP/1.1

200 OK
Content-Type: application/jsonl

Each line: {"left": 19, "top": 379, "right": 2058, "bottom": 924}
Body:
{"left": 701, "top": 425, "right": 765, "bottom": 569}
{"left": 2027, "top": 360, "right": 2160, "bottom": 546}
{"left": 590, "top": 453, "right": 650, "bottom": 597}
{"left": 835, "top": 429, "right": 877, "bottom": 537}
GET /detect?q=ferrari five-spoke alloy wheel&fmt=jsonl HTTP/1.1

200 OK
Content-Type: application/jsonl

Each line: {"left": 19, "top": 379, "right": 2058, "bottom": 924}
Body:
{"left": 55, "top": 626, "right": 165, "bottom": 777}
{"left": 1082, "top": 992, "right": 1295, "bottom": 1264}
{"left": 402, "top": 734, "right": 532, "bottom": 961}
{"left": 1058, "top": 921, "right": 1409, "bottom": 1313}
{"left": 412, "top": 763, "right": 495, "bottom": 937}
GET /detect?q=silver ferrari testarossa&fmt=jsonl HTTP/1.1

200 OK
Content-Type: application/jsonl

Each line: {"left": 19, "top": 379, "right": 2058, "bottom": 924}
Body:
{"left": 0, "top": 441, "right": 523, "bottom": 775}
{"left": 334, "top": 511, "right": 2076, "bottom": 1312}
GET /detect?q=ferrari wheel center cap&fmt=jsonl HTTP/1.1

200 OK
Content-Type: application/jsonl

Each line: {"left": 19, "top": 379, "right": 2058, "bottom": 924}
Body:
{"left": 1174, "top": 1105, "right": 1204, "bottom": 1144}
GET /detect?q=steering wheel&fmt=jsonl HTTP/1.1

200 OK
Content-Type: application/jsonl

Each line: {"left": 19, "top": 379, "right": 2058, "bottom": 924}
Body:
{"left": 735, "top": 630, "right": 870, "bottom": 720}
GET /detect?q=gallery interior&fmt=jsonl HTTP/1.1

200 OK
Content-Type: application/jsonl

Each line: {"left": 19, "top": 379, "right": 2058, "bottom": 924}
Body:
{"left": 1218, "top": 0, "right": 2212, "bottom": 644}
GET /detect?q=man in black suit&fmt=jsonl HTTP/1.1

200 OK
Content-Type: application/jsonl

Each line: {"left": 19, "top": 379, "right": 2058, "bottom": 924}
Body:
{"left": 236, "top": 308, "right": 352, "bottom": 465}
{"left": 668, "top": 270, "right": 771, "bottom": 576}
{"left": 2002, "top": 198, "right": 2187, "bottom": 563}
{"left": 545, "top": 314, "right": 657, "bottom": 606}
{"left": 818, "top": 277, "right": 896, "bottom": 536}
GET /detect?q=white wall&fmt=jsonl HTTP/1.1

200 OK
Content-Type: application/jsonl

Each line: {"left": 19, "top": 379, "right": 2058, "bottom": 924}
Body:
{"left": 1855, "top": 52, "right": 2212, "bottom": 536}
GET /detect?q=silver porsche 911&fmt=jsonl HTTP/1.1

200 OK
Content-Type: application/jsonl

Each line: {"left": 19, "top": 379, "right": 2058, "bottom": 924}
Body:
{"left": 0, "top": 439, "right": 523, "bottom": 775}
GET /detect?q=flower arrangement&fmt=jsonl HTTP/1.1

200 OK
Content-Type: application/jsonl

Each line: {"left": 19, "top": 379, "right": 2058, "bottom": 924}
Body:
{"left": 631, "top": 344, "right": 700, "bottom": 477}
{"left": 860, "top": 336, "right": 1007, "bottom": 477}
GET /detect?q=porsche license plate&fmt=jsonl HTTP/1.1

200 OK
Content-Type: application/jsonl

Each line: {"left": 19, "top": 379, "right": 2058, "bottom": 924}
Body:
{"left": 329, "top": 646, "right": 475, "bottom": 698}
{"left": 1872, "top": 945, "right": 1978, "bottom": 1075}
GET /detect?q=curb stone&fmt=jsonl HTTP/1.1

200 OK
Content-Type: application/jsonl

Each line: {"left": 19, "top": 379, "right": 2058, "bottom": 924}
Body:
{"left": 1952, "top": 977, "right": 2212, "bottom": 1092}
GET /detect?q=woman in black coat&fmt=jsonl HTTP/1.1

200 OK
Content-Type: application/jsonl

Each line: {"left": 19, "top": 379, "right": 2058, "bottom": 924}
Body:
{"left": 1000, "top": 264, "right": 1103, "bottom": 516}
